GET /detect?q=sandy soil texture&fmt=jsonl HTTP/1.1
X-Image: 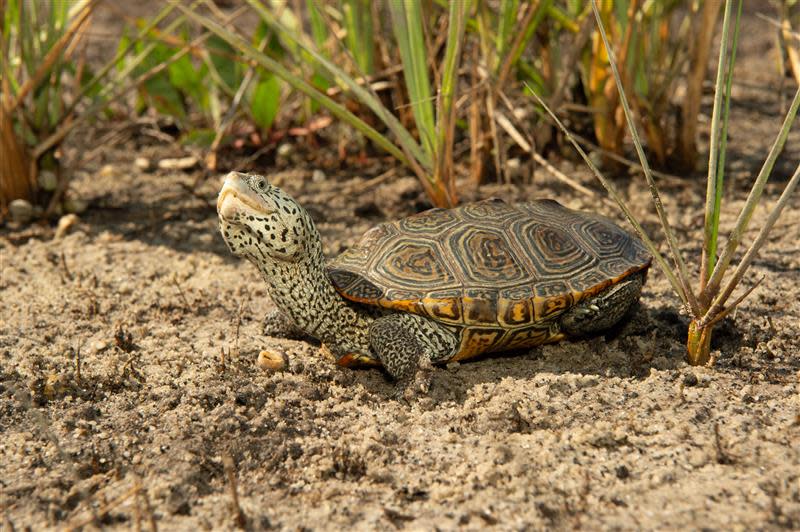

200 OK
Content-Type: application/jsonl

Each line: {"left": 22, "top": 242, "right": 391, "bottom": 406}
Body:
{"left": 2, "top": 9, "right": 800, "bottom": 532}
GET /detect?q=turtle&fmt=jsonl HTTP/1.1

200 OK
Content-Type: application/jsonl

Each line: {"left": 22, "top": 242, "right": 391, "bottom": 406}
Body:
{"left": 217, "top": 171, "right": 652, "bottom": 396}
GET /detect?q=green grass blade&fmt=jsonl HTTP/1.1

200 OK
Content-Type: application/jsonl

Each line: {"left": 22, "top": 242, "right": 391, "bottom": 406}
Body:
{"left": 59, "top": 1, "right": 185, "bottom": 123}
{"left": 434, "top": 0, "right": 468, "bottom": 189}
{"left": 547, "top": 2, "right": 580, "bottom": 33}
{"left": 705, "top": 163, "right": 800, "bottom": 322}
{"left": 703, "top": 83, "right": 800, "bottom": 301}
{"left": 528, "top": 85, "right": 692, "bottom": 310}
{"left": 510, "top": 0, "right": 552, "bottom": 67}
{"left": 497, "top": 0, "right": 519, "bottom": 58}
{"left": 389, "top": 0, "right": 436, "bottom": 159}
{"left": 35, "top": 5, "right": 238, "bottom": 158}
{"left": 709, "top": 0, "right": 743, "bottom": 276}
{"left": 245, "top": 0, "right": 431, "bottom": 171}
{"left": 307, "top": 0, "right": 328, "bottom": 49}
{"left": 707, "top": 162, "right": 800, "bottom": 319}
{"left": 590, "top": 0, "right": 700, "bottom": 316}
{"left": 700, "top": 0, "right": 736, "bottom": 291}
{"left": 175, "top": 2, "right": 411, "bottom": 168}
{"left": 342, "top": 0, "right": 375, "bottom": 75}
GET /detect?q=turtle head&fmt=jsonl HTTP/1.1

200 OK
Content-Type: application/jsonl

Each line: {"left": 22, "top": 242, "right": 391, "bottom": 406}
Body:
{"left": 217, "top": 171, "right": 314, "bottom": 263}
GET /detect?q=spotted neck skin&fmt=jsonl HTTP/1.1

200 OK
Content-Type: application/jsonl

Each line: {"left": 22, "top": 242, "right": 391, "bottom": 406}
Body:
{"left": 217, "top": 172, "right": 374, "bottom": 358}
{"left": 250, "top": 221, "right": 374, "bottom": 357}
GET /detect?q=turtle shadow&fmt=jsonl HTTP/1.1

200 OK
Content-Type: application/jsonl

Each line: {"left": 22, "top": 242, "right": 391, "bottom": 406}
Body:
{"left": 383, "top": 305, "right": 693, "bottom": 405}
{"left": 407, "top": 305, "right": 787, "bottom": 406}
{"left": 338, "top": 305, "right": 690, "bottom": 405}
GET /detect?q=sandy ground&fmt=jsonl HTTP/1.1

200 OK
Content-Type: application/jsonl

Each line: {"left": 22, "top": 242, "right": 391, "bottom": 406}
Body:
{"left": 2, "top": 7, "right": 800, "bottom": 532}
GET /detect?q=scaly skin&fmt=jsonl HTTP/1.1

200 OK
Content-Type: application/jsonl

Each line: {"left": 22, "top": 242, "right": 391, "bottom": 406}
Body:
{"left": 217, "top": 172, "right": 375, "bottom": 361}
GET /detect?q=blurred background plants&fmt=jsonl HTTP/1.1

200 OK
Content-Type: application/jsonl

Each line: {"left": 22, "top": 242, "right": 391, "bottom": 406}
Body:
{"left": 0, "top": 0, "right": 105, "bottom": 217}
{"left": 1, "top": 0, "right": 734, "bottom": 217}
{"left": 116, "top": 0, "right": 730, "bottom": 207}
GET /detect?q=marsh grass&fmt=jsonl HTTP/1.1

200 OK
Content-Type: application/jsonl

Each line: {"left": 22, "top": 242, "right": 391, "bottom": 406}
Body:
{"left": 533, "top": 0, "right": 800, "bottom": 365}
{"left": 178, "top": 0, "right": 468, "bottom": 207}
{"left": 0, "top": 0, "right": 201, "bottom": 215}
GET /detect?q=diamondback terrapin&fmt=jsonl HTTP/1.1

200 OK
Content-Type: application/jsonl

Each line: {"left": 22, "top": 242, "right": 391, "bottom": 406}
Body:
{"left": 217, "top": 172, "right": 651, "bottom": 396}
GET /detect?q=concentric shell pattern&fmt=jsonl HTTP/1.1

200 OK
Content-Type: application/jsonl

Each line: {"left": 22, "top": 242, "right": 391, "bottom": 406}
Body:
{"left": 328, "top": 198, "right": 651, "bottom": 360}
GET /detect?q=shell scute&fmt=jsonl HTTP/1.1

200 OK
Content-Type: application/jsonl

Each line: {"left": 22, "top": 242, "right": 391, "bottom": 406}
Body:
{"left": 448, "top": 226, "right": 528, "bottom": 284}
{"left": 422, "top": 292, "right": 463, "bottom": 324}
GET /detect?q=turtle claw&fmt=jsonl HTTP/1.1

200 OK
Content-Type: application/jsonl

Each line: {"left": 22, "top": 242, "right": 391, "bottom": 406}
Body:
{"left": 394, "top": 358, "right": 434, "bottom": 402}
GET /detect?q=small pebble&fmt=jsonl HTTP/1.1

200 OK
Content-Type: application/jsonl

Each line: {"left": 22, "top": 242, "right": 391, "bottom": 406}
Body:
{"left": 276, "top": 143, "right": 293, "bottom": 158}
{"left": 312, "top": 169, "right": 326, "bottom": 183}
{"left": 505, "top": 158, "right": 522, "bottom": 181}
{"left": 9, "top": 199, "right": 34, "bottom": 223}
{"left": 117, "top": 282, "right": 134, "bottom": 295}
{"left": 257, "top": 349, "right": 288, "bottom": 371}
{"left": 682, "top": 373, "right": 698, "bottom": 387}
{"left": 44, "top": 374, "right": 68, "bottom": 399}
{"left": 99, "top": 164, "right": 115, "bottom": 177}
{"left": 134, "top": 157, "right": 153, "bottom": 171}
{"left": 38, "top": 170, "right": 58, "bottom": 191}
{"left": 158, "top": 156, "right": 198, "bottom": 171}
{"left": 91, "top": 340, "right": 109, "bottom": 353}
{"left": 687, "top": 449, "right": 708, "bottom": 468}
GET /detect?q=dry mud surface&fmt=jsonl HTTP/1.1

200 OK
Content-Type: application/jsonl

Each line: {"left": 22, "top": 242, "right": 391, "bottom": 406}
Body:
{"left": 2, "top": 12, "right": 800, "bottom": 532}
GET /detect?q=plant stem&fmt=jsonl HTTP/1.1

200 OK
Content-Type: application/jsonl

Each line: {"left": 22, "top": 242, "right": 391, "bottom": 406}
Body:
{"left": 687, "top": 318, "right": 713, "bottom": 366}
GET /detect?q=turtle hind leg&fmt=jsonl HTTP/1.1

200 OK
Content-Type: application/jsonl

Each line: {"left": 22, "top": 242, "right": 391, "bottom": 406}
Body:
{"left": 369, "top": 313, "right": 458, "bottom": 400}
{"left": 560, "top": 271, "right": 645, "bottom": 337}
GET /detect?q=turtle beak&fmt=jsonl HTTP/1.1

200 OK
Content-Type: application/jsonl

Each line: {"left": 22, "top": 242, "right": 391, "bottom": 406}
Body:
{"left": 217, "top": 172, "right": 274, "bottom": 220}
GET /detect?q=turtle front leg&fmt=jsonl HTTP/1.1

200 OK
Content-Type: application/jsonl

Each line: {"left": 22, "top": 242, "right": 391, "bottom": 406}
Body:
{"left": 263, "top": 308, "right": 315, "bottom": 341}
{"left": 369, "top": 313, "right": 459, "bottom": 400}
{"left": 560, "top": 271, "right": 644, "bottom": 337}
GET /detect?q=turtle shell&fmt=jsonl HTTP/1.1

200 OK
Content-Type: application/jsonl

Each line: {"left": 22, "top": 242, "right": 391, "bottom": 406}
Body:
{"left": 327, "top": 198, "right": 651, "bottom": 359}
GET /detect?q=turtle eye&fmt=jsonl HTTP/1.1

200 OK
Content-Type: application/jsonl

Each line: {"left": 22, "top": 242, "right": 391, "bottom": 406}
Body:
{"left": 255, "top": 178, "right": 268, "bottom": 192}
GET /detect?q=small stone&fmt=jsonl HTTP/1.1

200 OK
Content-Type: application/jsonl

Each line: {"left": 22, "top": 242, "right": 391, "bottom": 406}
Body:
{"left": 257, "top": 349, "right": 288, "bottom": 371}
{"left": 91, "top": 340, "right": 109, "bottom": 353}
{"left": 312, "top": 169, "right": 326, "bottom": 183}
{"left": 43, "top": 374, "right": 69, "bottom": 400}
{"left": 63, "top": 197, "right": 88, "bottom": 214}
{"left": 505, "top": 158, "right": 522, "bottom": 181}
{"left": 99, "top": 164, "right": 115, "bottom": 177}
{"left": 54, "top": 214, "right": 79, "bottom": 239}
{"left": 134, "top": 157, "right": 153, "bottom": 171}
{"left": 38, "top": 170, "right": 58, "bottom": 191}
{"left": 687, "top": 448, "right": 708, "bottom": 468}
{"left": 117, "top": 282, "right": 133, "bottom": 295}
{"left": 9, "top": 199, "right": 34, "bottom": 223}
{"left": 682, "top": 373, "right": 698, "bottom": 387}
{"left": 615, "top": 465, "right": 630, "bottom": 479}
{"left": 157, "top": 156, "right": 198, "bottom": 171}
{"left": 276, "top": 143, "right": 293, "bottom": 158}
